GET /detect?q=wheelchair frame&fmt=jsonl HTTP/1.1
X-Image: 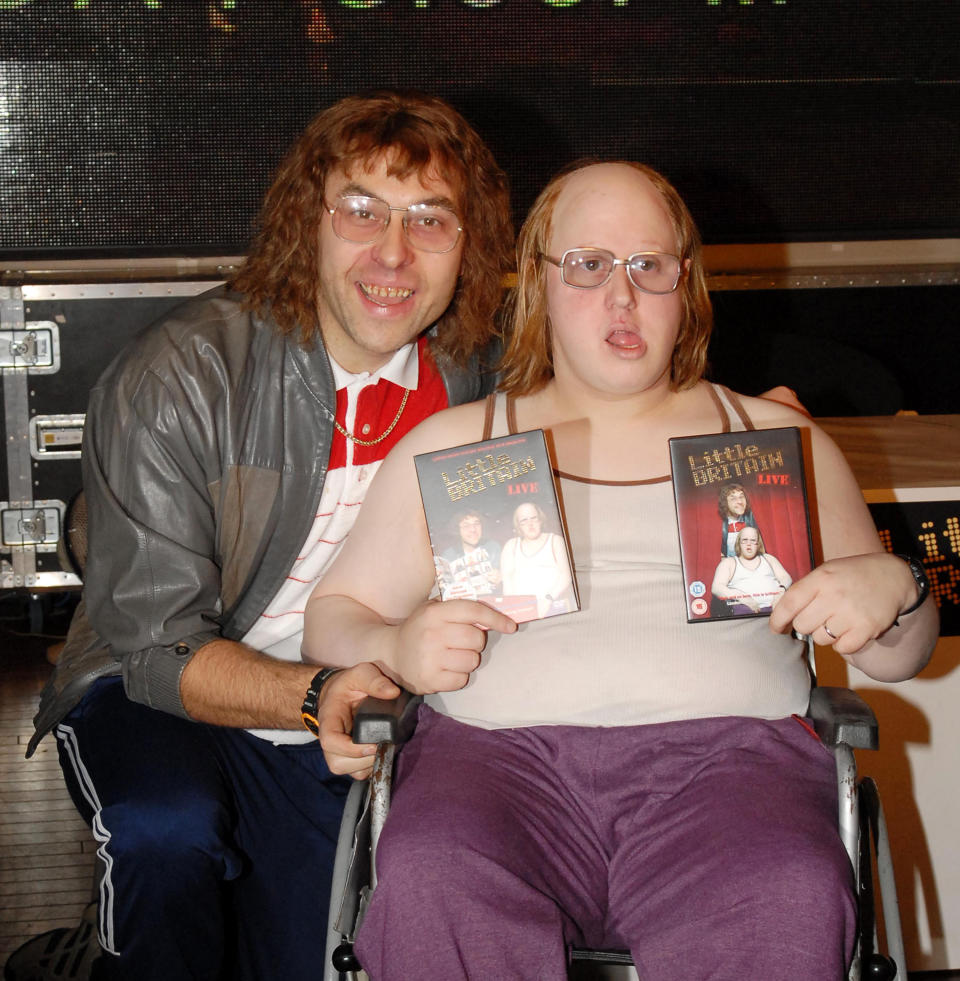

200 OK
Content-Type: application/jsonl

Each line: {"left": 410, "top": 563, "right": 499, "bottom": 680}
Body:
{"left": 323, "top": 671, "right": 906, "bottom": 981}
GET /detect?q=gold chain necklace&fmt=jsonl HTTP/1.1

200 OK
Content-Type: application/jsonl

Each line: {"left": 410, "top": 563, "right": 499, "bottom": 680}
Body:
{"left": 333, "top": 388, "right": 411, "bottom": 446}
{"left": 288, "top": 356, "right": 412, "bottom": 447}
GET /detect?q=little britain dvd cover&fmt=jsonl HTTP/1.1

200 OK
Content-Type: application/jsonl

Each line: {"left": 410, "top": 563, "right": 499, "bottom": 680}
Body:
{"left": 414, "top": 429, "right": 579, "bottom": 625}
{"left": 669, "top": 426, "right": 814, "bottom": 623}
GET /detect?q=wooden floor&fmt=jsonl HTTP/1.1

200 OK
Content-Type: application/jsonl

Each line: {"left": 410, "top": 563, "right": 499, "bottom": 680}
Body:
{"left": 0, "top": 593, "right": 95, "bottom": 972}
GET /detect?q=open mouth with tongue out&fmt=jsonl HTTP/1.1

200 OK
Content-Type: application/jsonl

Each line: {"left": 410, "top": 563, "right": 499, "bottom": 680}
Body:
{"left": 606, "top": 328, "right": 645, "bottom": 353}
{"left": 359, "top": 281, "right": 414, "bottom": 307}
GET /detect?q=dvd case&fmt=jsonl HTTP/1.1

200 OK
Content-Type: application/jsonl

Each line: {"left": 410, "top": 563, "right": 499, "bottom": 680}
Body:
{"left": 414, "top": 429, "right": 579, "bottom": 624}
{"left": 669, "top": 427, "right": 815, "bottom": 622}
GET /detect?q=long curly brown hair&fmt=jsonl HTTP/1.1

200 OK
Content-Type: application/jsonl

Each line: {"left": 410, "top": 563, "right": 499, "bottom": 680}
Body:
{"left": 231, "top": 90, "right": 513, "bottom": 367}
{"left": 499, "top": 160, "right": 712, "bottom": 396}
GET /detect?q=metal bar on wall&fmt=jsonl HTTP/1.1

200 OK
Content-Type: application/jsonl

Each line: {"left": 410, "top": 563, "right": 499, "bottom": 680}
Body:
{"left": 1, "top": 286, "right": 40, "bottom": 587}
{"left": 2, "top": 240, "right": 960, "bottom": 292}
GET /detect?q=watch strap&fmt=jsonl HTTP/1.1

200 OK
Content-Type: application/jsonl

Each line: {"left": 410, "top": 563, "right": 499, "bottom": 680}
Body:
{"left": 301, "top": 667, "right": 343, "bottom": 736}
{"left": 894, "top": 553, "right": 929, "bottom": 619}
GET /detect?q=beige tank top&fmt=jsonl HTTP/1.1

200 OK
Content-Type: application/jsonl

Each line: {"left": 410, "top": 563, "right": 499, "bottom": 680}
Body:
{"left": 425, "top": 385, "right": 811, "bottom": 730}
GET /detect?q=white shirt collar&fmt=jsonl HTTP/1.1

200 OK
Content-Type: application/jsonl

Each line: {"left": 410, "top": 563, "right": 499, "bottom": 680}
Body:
{"left": 329, "top": 340, "right": 420, "bottom": 393}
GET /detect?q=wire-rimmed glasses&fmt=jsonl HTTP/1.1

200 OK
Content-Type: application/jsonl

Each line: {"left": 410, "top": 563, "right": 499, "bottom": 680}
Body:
{"left": 540, "top": 248, "right": 682, "bottom": 294}
{"left": 325, "top": 193, "right": 463, "bottom": 254}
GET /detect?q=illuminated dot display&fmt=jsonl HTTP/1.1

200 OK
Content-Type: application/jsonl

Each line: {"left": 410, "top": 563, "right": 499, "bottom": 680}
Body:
{"left": 871, "top": 503, "right": 960, "bottom": 632}
{"left": 918, "top": 520, "right": 940, "bottom": 559}
{"left": 944, "top": 516, "right": 960, "bottom": 556}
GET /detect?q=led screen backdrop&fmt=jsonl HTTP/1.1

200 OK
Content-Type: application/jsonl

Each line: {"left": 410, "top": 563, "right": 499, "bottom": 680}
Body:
{"left": 1, "top": 0, "right": 957, "bottom": 256}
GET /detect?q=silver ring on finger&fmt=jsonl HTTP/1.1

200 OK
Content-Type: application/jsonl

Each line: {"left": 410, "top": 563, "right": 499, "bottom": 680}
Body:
{"left": 822, "top": 623, "right": 838, "bottom": 640}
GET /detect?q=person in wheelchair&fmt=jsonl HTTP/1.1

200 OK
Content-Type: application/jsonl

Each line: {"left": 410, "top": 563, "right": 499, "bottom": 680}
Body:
{"left": 302, "top": 160, "right": 938, "bottom": 980}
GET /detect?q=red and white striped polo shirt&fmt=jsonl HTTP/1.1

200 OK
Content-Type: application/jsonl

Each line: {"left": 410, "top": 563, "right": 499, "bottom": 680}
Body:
{"left": 244, "top": 336, "right": 449, "bottom": 742}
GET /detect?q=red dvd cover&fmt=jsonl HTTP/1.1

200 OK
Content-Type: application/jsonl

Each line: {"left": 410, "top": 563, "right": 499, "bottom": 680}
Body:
{"left": 669, "top": 426, "right": 815, "bottom": 622}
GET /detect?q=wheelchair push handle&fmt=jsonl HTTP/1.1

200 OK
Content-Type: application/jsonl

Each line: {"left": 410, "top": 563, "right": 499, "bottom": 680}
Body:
{"left": 353, "top": 689, "right": 422, "bottom": 746}
{"left": 807, "top": 686, "right": 879, "bottom": 751}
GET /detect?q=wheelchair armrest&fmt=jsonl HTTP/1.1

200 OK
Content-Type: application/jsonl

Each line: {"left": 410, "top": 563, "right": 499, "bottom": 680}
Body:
{"left": 807, "top": 686, "right": 878, "bottom": 751}
{"left": 353, "top": 690, "right": 422, "bottom": 746}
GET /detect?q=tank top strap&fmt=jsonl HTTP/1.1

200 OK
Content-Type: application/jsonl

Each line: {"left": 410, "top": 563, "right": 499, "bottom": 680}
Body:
{"left": 708, "top": 382, "right": 756, "bottom": 433}
{"left": 481, "top": 391, "right": 511, "bottom": 440}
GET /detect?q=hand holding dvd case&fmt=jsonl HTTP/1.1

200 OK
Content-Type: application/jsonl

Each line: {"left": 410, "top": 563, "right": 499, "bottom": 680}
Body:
{"left": 669, "top": 427, "right": 815, "bottom": 622}
{"left": 414, "top": 429, "right": 579, "bottom": 624}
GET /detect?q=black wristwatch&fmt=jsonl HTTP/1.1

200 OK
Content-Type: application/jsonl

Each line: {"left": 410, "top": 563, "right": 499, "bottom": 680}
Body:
{"left": 301, "top": 667, "right": 343, "bottom": 736}
{"left": 895, "top": 554, "right": 930, "bottom": 619}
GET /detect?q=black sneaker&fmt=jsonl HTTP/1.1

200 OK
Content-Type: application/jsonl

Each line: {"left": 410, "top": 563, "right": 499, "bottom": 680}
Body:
{"left": 4, "top": 903, "right": 100, "bottom": 981}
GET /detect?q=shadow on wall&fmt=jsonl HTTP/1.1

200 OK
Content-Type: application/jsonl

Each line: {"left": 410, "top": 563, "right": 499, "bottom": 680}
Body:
{"left": 817, "top": 636, "right": 960, "bottom": 970}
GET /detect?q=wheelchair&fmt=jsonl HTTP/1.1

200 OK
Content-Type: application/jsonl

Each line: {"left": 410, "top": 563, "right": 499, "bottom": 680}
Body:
{"left": 322, "top": 642, "right": 906, "bottom": 981}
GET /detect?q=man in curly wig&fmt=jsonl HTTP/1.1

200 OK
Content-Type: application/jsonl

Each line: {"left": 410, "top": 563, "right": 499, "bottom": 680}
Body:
{"left": 20, "top": 90, "right": 512, "bottom": 981}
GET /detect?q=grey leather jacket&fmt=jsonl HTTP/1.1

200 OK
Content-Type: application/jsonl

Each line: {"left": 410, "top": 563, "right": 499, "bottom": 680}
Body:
{"left": 28, "top": 287, "right": 492, "bottom": 755}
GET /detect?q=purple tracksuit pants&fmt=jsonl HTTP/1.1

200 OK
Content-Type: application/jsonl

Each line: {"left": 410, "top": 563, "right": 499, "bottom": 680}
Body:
{"left": 355, "top": 706, "right": 856, "bottom": 980}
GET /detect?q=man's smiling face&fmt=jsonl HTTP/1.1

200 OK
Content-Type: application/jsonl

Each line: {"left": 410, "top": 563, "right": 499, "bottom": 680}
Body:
{"left": 316, "top": 154, "right": 465, "bottom": 374}
{"left": 726, "top": 489, "right": 747, "bottom": 517}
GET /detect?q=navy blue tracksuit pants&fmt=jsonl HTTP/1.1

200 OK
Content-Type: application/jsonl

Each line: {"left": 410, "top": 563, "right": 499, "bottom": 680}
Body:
{"left": 55, "top": 677, "right": 349, "bottom": 981}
